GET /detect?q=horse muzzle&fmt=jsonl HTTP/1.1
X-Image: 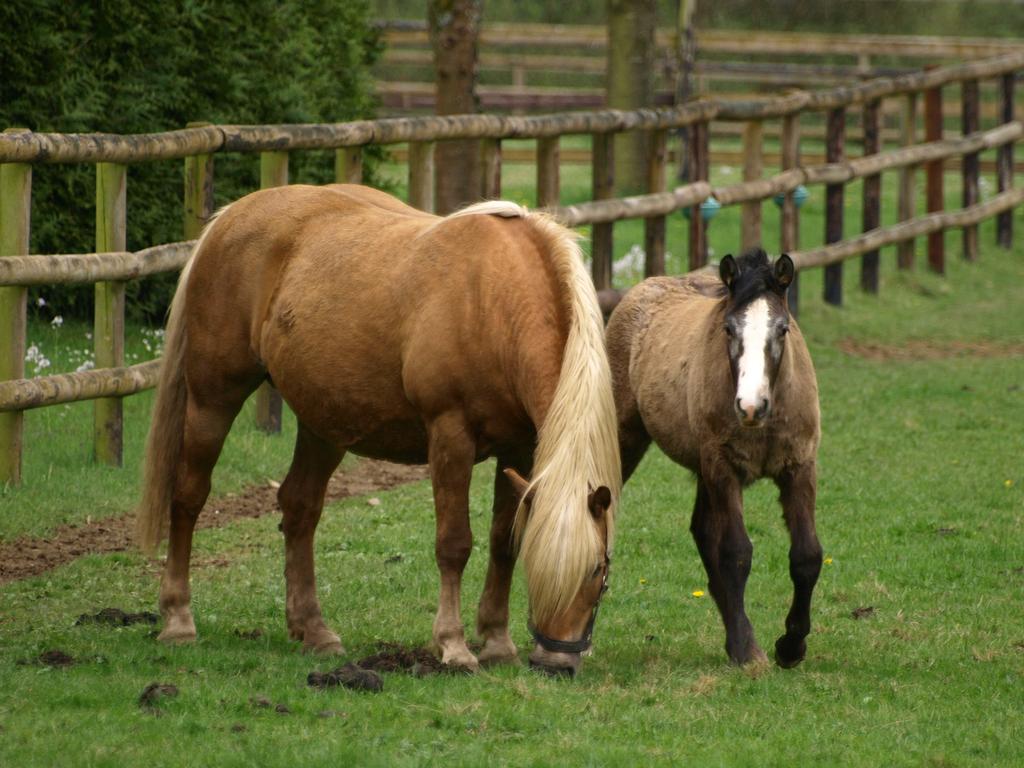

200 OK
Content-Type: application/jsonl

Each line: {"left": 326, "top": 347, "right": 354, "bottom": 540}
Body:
{"left": 528, "top": 645, "right": 582, "bottom": 678}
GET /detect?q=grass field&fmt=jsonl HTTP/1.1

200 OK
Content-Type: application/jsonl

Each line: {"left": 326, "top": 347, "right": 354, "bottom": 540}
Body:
{"left": 1, "top": 164, "right": 1022, "bottom": 766}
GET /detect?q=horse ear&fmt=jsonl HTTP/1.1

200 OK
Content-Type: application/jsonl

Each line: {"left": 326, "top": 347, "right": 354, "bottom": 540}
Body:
{"left": 719, "top": 254, "right": 738, "bottom": 292}
{"left": 775, "top": 254, "right": 795, "bottom": 290}
{"left": 587, "top": 486, "right": 612, "bottom": 521}
{"left": 503, "top": 468, "right": 534, "bottom": 506}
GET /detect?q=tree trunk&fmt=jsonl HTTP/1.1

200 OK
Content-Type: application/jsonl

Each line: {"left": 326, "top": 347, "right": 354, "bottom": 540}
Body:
{"left": 607, "top": 0, "right": 657, "bottom": 196}
{"left": 429, "top": 0, "right": 483, "bottom": 214}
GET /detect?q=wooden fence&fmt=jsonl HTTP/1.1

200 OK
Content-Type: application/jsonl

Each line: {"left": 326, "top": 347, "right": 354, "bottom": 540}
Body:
{"left": 0, "top": 52, "right": 1020, "bottom": 484}
{"left": 376, "top": 22, "right": 1024, "bottom": 112}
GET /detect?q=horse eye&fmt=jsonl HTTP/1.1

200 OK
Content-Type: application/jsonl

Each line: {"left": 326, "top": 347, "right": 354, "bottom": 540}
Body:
{"left": 591, "top": 563, "right": 604, "bottom": 579}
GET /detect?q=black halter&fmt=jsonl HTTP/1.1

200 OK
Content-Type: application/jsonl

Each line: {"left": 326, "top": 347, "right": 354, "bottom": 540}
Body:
{"left": 528, "top": 553, "right": 610, "bottom": 655}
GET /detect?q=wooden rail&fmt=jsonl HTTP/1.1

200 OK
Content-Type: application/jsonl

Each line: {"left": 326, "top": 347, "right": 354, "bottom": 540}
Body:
{"left": 1, "top": 52, "right": 1022, "bottom": 483}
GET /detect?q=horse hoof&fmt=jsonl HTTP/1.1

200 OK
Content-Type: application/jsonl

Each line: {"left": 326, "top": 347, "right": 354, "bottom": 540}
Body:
{"left": 478, "top": 640, "right": 519, "bottom": 667}
{"left": 303, "top": 632, "right": 345, "bottom": 655}
{"left": 157, "top": 626, "right": 196, "bottom": 645}
{"left": 774, "top": 635, "right": 806, "bottom": 669}
{"left": 440, "top": 650, "right": 480, "bottom": 673}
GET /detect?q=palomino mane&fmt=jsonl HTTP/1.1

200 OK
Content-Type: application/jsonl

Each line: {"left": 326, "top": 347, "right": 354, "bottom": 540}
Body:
{"left": 444, "top": 200, "right": 620, "bottom": 624}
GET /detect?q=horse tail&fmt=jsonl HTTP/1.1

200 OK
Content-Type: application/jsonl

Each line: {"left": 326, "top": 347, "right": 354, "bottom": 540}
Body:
{"left": 136, "top": 210, "right": 225, "bottom": 554}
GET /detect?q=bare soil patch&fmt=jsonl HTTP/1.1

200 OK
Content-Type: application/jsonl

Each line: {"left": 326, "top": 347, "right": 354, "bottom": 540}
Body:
{"left": 837, "top": 338, "right": 1024, "bottom": 361}
{"left": 0, "top": 459, "right": 428, "bottom": 585}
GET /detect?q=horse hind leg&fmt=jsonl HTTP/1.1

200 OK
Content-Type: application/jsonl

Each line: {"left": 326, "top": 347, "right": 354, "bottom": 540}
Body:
{"left": 690, "top": 474, "right": 767, "bottom": 666}
{"left": 277, "top": 424, "right": 344, "bottom": 654}
{"left": 158, "top": 388, "right": 251, "bottom": 643}
{"left": 774, "top": 462, "right": 823, "bottom": 668}
{"left": 475, "top": 453, "right": 531, "bottom": 666}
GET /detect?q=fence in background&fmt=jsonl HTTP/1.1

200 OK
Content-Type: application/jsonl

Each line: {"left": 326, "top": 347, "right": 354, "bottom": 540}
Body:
{"left": 0, "top": 52, "right": 1020, "bottom": 484}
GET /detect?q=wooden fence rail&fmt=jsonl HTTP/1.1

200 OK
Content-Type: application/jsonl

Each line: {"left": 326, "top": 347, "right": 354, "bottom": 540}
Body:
{"left": 1, "top": 52, "right": 1021, "bottom": 484}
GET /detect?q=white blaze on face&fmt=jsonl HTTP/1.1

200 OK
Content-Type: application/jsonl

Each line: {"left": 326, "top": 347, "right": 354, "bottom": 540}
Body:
{"left": 735, "top": 297, "right": 771, "bottom": 416}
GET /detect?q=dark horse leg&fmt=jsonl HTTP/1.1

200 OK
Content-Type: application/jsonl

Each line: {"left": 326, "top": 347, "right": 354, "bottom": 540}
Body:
{"left": 476, "top": 451, "right": 531, "bottom": 666}
{"left": 159, "top": 382, "right": 252, "bottom": 643}
{"left": 428, "top": 410, "right": 479, "bottom": 670}
{"left": 690, "top": 472, "right": 767, "bottom": 665}
{"left": 619, "top": 411, "right": 652, "bottom": 484}
{"left": 774, "top": 462, "right": 823, "bottom": 668}
{"left": 278, "top": 423, "right": 344, "bottom": 653}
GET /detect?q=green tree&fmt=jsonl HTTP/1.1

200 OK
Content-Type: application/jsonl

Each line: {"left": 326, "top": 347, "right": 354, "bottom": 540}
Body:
{"left": 1, "top": 0, "right": 381, "bottom": 319}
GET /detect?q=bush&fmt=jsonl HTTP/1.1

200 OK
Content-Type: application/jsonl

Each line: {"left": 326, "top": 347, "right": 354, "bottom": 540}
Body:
{"left": 1, "top": 0, "right": 382, "bottom": 321}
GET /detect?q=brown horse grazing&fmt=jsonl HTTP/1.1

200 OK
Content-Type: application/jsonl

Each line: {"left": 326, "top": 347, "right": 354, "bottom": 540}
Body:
{"left": 137, "top": 184, "right": 621, "bottom": 676}
{"left": 606, "top": 248, "right": 822, "bottom": 668}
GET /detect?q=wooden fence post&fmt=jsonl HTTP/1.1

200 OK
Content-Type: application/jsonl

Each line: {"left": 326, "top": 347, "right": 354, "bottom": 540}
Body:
{"left": 255, "top": 151, "right": 288, "bottom": 433}
{"left": 961, "top": 79, "right": 980, "bottom": 262}
{"left": 741, "top": 120, "right": 763, "bottom": 251}
{"left": 924, "top": 82, "right": 945, "bottom": 274}
{"left": 898, "top": 93, "right": 918, "bottom": 270}
{"left": 408, "top": 141, "right": 435, "bottom": 213}
{"left": 0, "top": 129, "right": 31, "bottom": 485}
{"left": 94, "top": 162, "right": 126, "bottom": 466}
{"left": 861, "top": 99, "right": 881, "bottom": 293}
{"left": 591, "top": 132, "right": 614, "bottom": 290}
{"left": 644, "top": 128, "right": 668, "bottom": 277}
{"left": 824, "top": 107, "right": 845, "bottom": 306}
{"left": 687, "top": 120, "right": 709, "bottom": 272}
{"left": 997, "top": 72, "right": 1015, "bottom": 249}
{"left": 480, "top": 138, "right": 502, "bottom": 199}
{"left": 780, "top": 114, "right": 800, "bottom": 318}
{"left": 335, "top": 147, "right": 363, "bottom": 185}
{"left": 183, "top": 123, "right": 214, "bottom": 240}
{"left": 536, "top": 137, "right": 560, "bottom": 208}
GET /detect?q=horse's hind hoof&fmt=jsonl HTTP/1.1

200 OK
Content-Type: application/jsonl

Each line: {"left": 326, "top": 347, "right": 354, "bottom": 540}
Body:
{"left": 774, "top": 635, "right": 807, "bottom": 669}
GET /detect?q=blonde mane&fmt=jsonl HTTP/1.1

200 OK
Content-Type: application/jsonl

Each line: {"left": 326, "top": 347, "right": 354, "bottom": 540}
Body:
{"left": 451, "top": 205, "right": 622, "bottom": 625}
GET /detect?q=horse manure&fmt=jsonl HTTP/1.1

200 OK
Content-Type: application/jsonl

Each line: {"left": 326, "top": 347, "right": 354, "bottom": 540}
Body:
{"left": 308, "top": 662, "right": 384, "bottom": 693}
{"left": 138, "top": 683, "right": 178, "bottom": 714}
{"left": 851, "top": 606, "right": 875, "bottom": 620}
{"left": 250, "top": 695, "right": 272, "bottom": 709}
{"left": 385, "top": 554, "right": 403, "bottom": 564}
{"left": 76, "top": 608, "right": 159, "bottom": 627}
{"left": 356, "top": 642, "right": 448, "bottom": 677}
{"left": 234, "top": 628, "right": 264, "bottom": 640}
{"left": 274, "top": 704, "right": 291, "bottom": 715}
{"left": 230, "top": 724, "right": 247, "bottom": 733}
{"left": 34, "top": 649, "right": 75, "bottom": 667}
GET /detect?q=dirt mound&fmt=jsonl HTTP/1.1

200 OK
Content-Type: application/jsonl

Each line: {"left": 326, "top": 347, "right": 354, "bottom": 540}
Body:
{"left": 0, "top": 459, "right": 428, "bottom": 585}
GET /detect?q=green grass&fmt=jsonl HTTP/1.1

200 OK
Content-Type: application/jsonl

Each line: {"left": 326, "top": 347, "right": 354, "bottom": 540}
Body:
{"left": 1, "top": 165, "right": 1023, "bottom": 766}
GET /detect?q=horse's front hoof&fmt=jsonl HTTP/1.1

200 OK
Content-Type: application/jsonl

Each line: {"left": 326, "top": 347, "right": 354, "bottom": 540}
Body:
{"left": 478, "top": 638, "right": 519, "bottom": 667}
{"left": 774, "top": 635, "right": 807, "bottom": 668}
{"left": 438, "top": 646, "right": 480, "bottom": 673}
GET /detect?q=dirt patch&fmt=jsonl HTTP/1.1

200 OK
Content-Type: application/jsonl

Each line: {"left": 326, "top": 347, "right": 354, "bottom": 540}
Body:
{"left": 837, "top": 338, "right": 1024, "bottom": 361}
{"left": 0, "top": 459, "right": 428, "bottom": 586}
{"left": 75, "top": 608, "right": 159, "bottom": 627}
{"left": 851, "top": 606, "right": 876, "bottom": 620}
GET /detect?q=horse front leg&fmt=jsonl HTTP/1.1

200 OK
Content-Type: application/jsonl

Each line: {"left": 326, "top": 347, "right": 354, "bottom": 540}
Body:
{"left": 475, "top": 453, "right": 531, "bottom": 666}
{"left": 690, "top": 470, "right": 766, "bottom": 666}
{"left": 774, "top": 462, "right": 823, "bottom": 668}
{"left": 428, "top": 412, "right": 479, "bottom": 671}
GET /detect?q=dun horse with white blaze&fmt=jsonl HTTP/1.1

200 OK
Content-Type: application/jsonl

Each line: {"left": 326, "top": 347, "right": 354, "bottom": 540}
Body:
{"left": 137, "top": 184, "right": 621, "bottom": 676}
{"left": 606, "top": 248, "right": 822, "bottom": 667}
